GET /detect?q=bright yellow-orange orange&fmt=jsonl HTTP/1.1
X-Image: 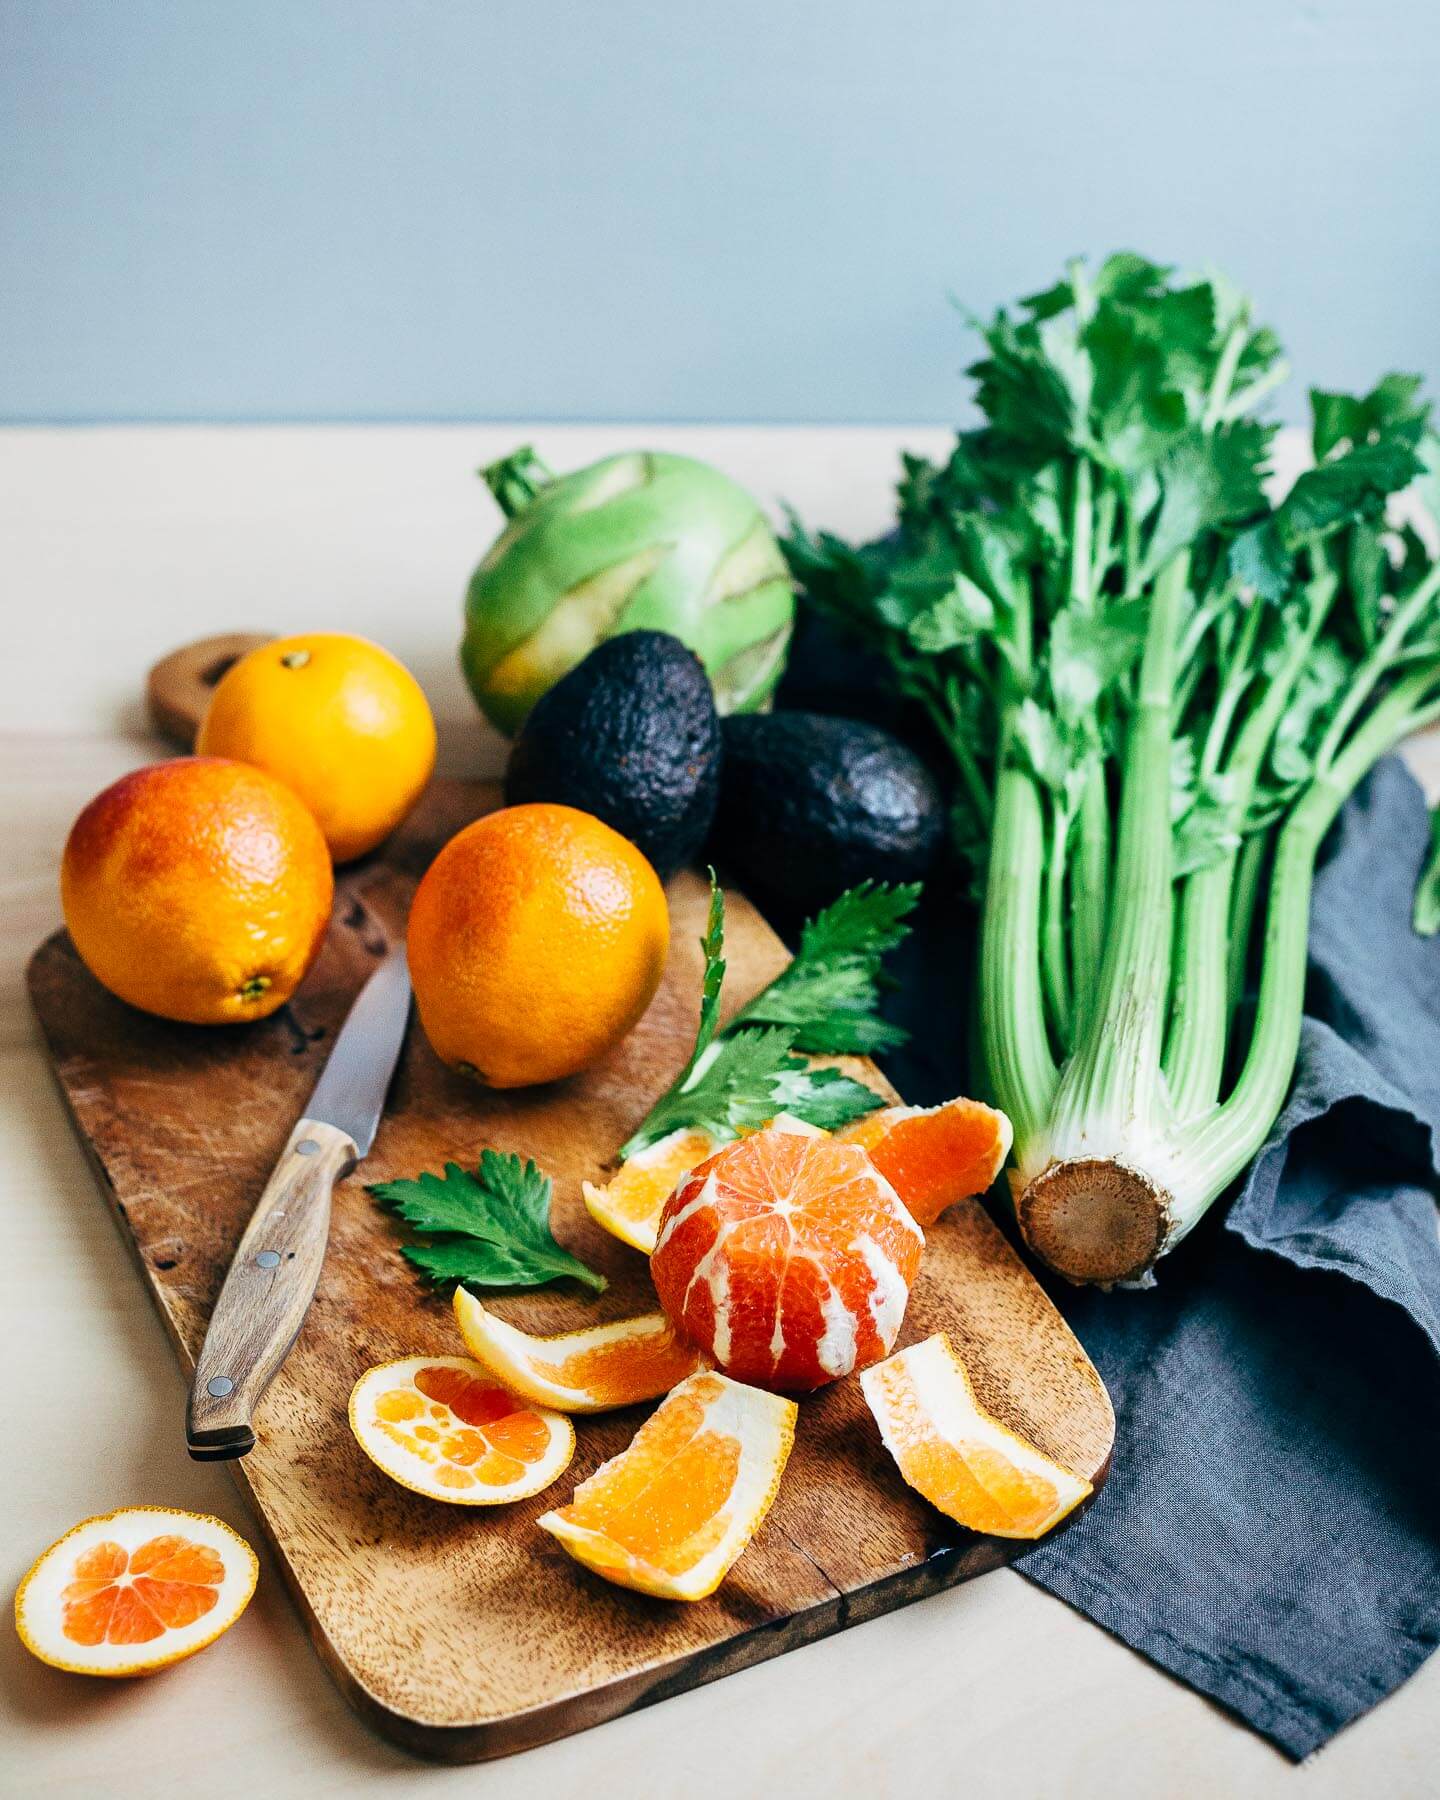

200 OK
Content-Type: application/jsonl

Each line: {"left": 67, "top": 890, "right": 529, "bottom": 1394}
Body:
{"left": 197, "top": 632, "right": 436, "bottom": 862}
{"left": 407, "top": 803, "right": 669, "bottom": 1088}
{"left": 836, "top": 1096, "right": 1013, "bottom": 1226}
{"left": 61, "top": 757, "right": 333, "bottom": 1025}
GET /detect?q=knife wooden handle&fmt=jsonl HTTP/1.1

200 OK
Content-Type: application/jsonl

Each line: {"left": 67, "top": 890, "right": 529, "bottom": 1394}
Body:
{"left": 187, "top": 1118, "right": 356, "bottom": 1461}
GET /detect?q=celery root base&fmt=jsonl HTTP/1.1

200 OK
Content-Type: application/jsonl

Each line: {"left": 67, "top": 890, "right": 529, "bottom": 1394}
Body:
{"left": 1018, "top": 1157, "right": 1173, "bottom": 1286}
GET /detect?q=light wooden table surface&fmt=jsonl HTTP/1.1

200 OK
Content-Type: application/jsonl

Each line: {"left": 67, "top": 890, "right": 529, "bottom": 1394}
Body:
{"left": 4, "top": 426, "right": 1436, "bottom": 1800}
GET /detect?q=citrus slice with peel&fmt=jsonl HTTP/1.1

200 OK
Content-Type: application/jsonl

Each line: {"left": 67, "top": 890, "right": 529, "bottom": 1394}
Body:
{"left": 583, "top": 1127, "right": 718, "bottom": 1254}
{"left": 453, "top": 1289, "right": 703, "bottom": 1412}
{"left": 15, "top": 1507, "right": 258, "bottom": 1676}
{"left": 836, "top": 1097, "right": 1013, "bottom": 1226}
{"left": 349, "top": 1356, "right": 574, "bottom": 1504}
{"left": 861, "top": 1333, "right": 1091, "bottom": 1539}
{"left": 539, "top": 1370, "right": 796, "bottom": 1600}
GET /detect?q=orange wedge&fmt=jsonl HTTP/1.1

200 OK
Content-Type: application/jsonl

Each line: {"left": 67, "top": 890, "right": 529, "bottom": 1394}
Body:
{"left": 837, "top": 1096, "right": 1013, "bottom": 1226}
{"left": 453, "top": 1289, "right": 703, "bottom": 1412}
{"left": 861, "top": 1333, "right": 1090, "bottom": 1538}
{"left": 349, "top": 1356, "right": 574, "bottom": 1504}
{"left": 538, "top": 1370, "right": 796, "bottom": 1600}
{"left": 14, "top": 1507, "right": 258, "bottom": 1676}
{"left": 583, "top": 1127, "right": 718, "bottom": 1254}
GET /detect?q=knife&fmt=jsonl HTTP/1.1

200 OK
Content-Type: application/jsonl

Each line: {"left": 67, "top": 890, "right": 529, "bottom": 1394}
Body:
{"left": 186, "top": 941, "right": 412, "bottom": 1462}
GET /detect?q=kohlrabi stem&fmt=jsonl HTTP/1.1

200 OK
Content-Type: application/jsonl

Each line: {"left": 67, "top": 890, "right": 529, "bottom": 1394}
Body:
{"left": 481, "top": 446, "right": 555, "bottom": 519}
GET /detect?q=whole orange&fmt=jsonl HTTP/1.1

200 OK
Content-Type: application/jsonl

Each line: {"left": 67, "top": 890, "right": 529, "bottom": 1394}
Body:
{"left": 61, "top": 757, "right": 334, "bottom": 1026}
{"left": 197, "top": 633, "right": 436, "bottom": 863}
{"left": 407, "top": 804, "right": 669, "bottom": 1088}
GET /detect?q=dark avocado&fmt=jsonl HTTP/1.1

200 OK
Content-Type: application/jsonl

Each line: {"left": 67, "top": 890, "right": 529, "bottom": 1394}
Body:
{"left": 504, "top": 630, "right": 721, "bottom": 879}
{"left": 712, "top": 712, "right": 945, "bottom": 914}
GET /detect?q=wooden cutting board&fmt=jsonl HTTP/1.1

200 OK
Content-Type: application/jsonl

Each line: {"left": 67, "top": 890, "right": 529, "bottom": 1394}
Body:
{"left": 27, "top": 776, "right": 1114, "bottom": 1763}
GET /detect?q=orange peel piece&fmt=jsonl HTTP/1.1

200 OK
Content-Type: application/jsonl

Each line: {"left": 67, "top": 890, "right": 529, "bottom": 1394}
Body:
{"left": 583, "top": 1127, "right": 719, "bottom": 1254}
{"left": 837, "top": 1096, "right": 1013, "bottom": 1227}
{"left": 14, "top": 1507, "right": 258, "bottom": 1677}
{"left": 453, "top": 1288, "right": 703, "bottom": 1413}
{"left": 349, "top": 1355, "right": 574, "bottom": 1504}
{"left": 861, "top": 1333, "right": 1090, "bottom": 1539}
{"left": 538, "top": 1370, "right": 796, "bottom": 1600}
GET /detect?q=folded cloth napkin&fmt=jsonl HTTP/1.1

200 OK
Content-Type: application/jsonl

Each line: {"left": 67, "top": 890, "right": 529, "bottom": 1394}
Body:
{"left": 882, "top": 755, "right": 1440, "bottom": 1759}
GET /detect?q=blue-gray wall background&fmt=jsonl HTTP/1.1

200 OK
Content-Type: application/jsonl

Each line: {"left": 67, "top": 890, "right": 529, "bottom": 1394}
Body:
{"left": 3, "top": 0, "right": 1438, "bottom": 424}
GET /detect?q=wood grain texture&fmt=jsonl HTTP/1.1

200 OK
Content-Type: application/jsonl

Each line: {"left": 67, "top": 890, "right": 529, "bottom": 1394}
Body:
{"left": 27, "top": 778, "right": 1114, "bottom": 1764}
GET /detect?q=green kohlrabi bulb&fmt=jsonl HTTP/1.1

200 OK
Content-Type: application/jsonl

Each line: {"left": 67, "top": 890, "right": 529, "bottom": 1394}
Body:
{"left": 460, "top": 447, "right": 795, "bottom": 735}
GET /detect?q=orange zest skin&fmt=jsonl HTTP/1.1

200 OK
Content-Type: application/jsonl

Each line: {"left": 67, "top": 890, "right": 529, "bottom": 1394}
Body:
{"left": 649, "top": 1126, "right": 924, "bottom": 1391}
{"left": 453, "top": 1289, "right": 703, "bottom": 1412}
{"left": 861, "top": 1334, "right": 1091, "bottom": 1540}
{"left": 539, "top": 1371, "right": 797, "bottom": 1600}
{"left": 197, "top": 632, "right": 437, "bottom": 863}
{"left": 60, "top": 757, "right": 333, "bottom": 1026}
{"left": 406, "top": 803, "right": 669, "bottom": 1089}
{"left": 836, "top": 1097, "right": 1013, "bottom": 1227}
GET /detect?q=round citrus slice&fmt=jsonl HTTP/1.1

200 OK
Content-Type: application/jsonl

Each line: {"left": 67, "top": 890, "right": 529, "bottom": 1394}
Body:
{"left": 538, "top": 1370, "right": 796, "bottom": 1601}
{"left": 836, "top": 1096, "right": 1013, "bottom": 1227}
{"left": 650, "top": 1124, "right": 924, "bottom": 1390}
{"left": 15, "top": 1507, "right": 258, "bottom": 1676}
{"left": 349, "top": 1356, "right": 574, "bottom": 1504}
{"left": 453, "top": 1289, "right": 703, "bottom": 1412}
{"left": 583, "top": 1127, "right": 719, "bottom": 1254}
{"left": 860, "top": 1333, "right": 1091, "bottom": 1539}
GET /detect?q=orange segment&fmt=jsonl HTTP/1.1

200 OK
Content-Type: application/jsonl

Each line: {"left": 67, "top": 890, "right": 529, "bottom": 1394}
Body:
{"left": 538, "top": 1371, "right": 796, "bottom": 1600}
{"left": 349, "top": 1355, "right": 574, "bottom": 1505}
{"left": 650, "top": 1125, "right": 924, "bottom": 1391}
{"left": 453, "top": 1289, "right": 703, "bottom": 1412}
{"left": 861, "top": 1334, "right": 1091, "bottom": 1539}
{"left": 583, "top": 1128, "right": 719, "bottom": 1254}
{"left": 15, "top": 1508, "right": 258, "bottom": 1677}
{"left": 836, "top": 1097, "right": 1013, "bottom": 1226}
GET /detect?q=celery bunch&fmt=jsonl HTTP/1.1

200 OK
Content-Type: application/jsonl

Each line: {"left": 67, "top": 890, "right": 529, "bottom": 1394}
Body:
{"left": 786, "top": 254, "right": 1440, "bottom": 1285}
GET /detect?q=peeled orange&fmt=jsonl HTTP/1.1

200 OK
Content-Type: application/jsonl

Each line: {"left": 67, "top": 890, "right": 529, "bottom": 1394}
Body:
{"left": 14, "top": 1507, "right": 258, "bottom": 1677}
{"left": 453, "top": 1290, "right": 702, "bottom": 1412}
{"left": 861, "top": 1334, "right": 1091, "bottom": 1539}
{"left": 349, "top": 1356, "right": 574, "bottom": 1504}
{"left": 650, "top": 1124, "right": 924, "bottom": 1390}
{"left": 538, "top": 1371, "right": 796, "bottom": 1601}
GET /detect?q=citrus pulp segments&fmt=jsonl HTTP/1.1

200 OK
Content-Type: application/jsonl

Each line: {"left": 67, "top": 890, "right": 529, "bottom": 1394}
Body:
{"left": 582, "top": 1127, "right": 719, "bottom": 1254}
{"left": 453, "top": 1288, "right": 703, "bottom": 1412}
{"left": 538, "top": 1370, "right": 797, "bottom": 1601}
{"left": 348, "top": 1356, "right": 574, "bottom": 1505}
{"left": 14, "top": 1507, "right": 258, "bottom": 1677}
{"left": 650, "top": 1127, "right": 924, "bottom": 1390}
{"left": 860, "top": 1334, "right": 1091, "bottom": 1539}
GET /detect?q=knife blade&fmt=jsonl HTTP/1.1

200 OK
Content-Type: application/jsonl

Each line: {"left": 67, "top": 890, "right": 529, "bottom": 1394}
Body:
{"left": 186, "top": 941, "right": 411, "bottom": 1461}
